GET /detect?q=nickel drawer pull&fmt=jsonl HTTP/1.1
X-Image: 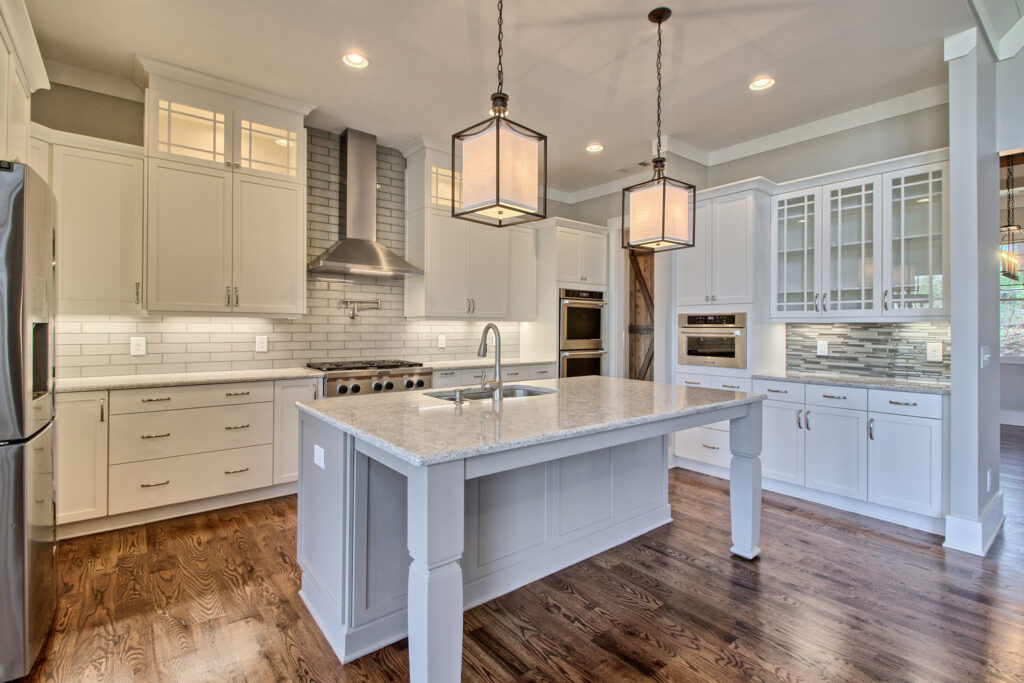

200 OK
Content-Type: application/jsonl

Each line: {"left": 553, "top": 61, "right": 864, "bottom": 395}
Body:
{"left": 805, "top": 410, "right": 811, "bottom": 430}
{"left": 225, "top": 391, "right": 251, "bottom": 397}
{"left": 141, "top": 432, "right": 171, "bottom": 439}
{"left": 141, "top": 397, "right": 171, "bottom": 403}
{"left": 224, "top": 467, "right": 250, "bottom": 475}
{"left": 701, "top": 443, "right": 720, "bottom": 450}
{"left": 868, "top": 418, "right": 875, "bottom": 440}
{"left": 888, "top": 399, "right": 918, "bottom": 407}
{"left": 140, "top": 480, "right": 170, "bottom": 488}
{"left": 506, "top": 372, "right": 520, "bottom": 377}
{"left": 684, "top": 380, "right": 701, "bottom": 386}
{"left": 225, "top": 424, "right": 251, "bottom": 430}
{"left": 722, "top": 384, "right": 741, "bottom": 389}
{"left": 822, "top": 394, "right": 846, "bottom": 400}
{"left": 796, "top": 409, "right": 803, "bottom": 430}
{"left": 767, "top": 388, "right": 788, "bottom": 394}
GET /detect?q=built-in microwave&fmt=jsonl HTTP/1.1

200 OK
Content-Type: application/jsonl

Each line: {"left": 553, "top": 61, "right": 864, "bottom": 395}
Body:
{"left": 559, "top": 288, "right": 605, "bottom": 351}
{"left": 678, "top": 313, "right": 747, "bottom": 369}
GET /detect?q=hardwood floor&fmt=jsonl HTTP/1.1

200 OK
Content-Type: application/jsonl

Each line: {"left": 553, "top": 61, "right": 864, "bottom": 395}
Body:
{"left": 28, "top": 430, "right": 1024, "bottom": 682}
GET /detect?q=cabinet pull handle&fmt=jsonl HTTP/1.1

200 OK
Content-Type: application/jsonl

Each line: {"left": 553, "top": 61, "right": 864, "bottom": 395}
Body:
{"left": 135, "top": 282, "right": 141, "bottom": 305}
{"left": 466, "top": 298, "right": 471, "bottom": 313}
{"left": 822, "top": 394, "right": 847, "bottom": 400}
{"left": 767, "top": 388, "right": 788, "bottom": 394}
{"left": 313, "top": 385, "right": 318, "bottom": 400}
{"left": 507, "top": 372, "right": 519, "bottom": 377}
{"left": 701, "top": 443, "right": 720, "bottom": 450}
{"left": 684, "top": 380, "right": 701, "bottom": 386}
{"left": 536, "top": 370, "right": 549, "bottom": 375}
{"left": 888, "top": 399, "right": 918, "bottom": 407}
{"left": 705, "top": 295, "right": 710, "bottom": 302}
{"left": 711, "top": 295, "right": 717, "bottom": 302}
{"left": 141, "top": 432, "right": 171, "bottom": 439}
{"left": 814, "top": 293, "right": 820, "bottom": 312}
{"left": 141, "top": 397, "right": 171, "bottom": 403}
{"left": 234, "top": 287, "right": 240, "bottom": 306}
{"left": 883, "top": 289, "right": 889, "bottom": 311}
{"left": 471, "top": 298, "right": 476, "bottom": 313}
{"left": 804, "top": 410, "right": 811, "bottom": 430}
{"left": 99, "top": 399, "right": 105, "bottom": 423}
{"left": 225, "top": 424, "right": 251, "bottom": 430}
{"left": 225, "top": 391, "right": 250, "bottom": 397}
{"left": 224, "top": 467, "right": 250, "bottom": 475}
{"left": 225, "top": 161, "right": 232, "bottom": 168}
{"left": 722, "top": 384, "right": 740, "bottom": 389}
{"left": 868, "top": 417, "right": 875, "bottom": 440}
{"left": 227, "top": 286, "right": 232, "bottom": 307}
{"left": 141, "top": 480, "right": 170, "bottom": 488}
{"left": 796, "top": 409, "right": 803, "bottom": 430}
{"left": 234, "top": 161, "right": 240, "bottom": 169}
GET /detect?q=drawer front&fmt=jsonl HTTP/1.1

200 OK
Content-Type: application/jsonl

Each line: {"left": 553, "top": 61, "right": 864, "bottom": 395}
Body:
{"left": 110, "top": 381, "right": 274, "bottom": 414}
{"left": 710, "top": 377, "right": 752, "bottom": 393}
{"left": 108, "top": 444, "right": 273, "bottom": 515}
{"left": 461, "top": 367, "right": 496, "bottom": 384}
{"left": 529, "top": 364, "right": 557, "bottom": 381}
{"left": 805, "top": 385, "right": 868, "bottom": 411}
{"left": 109, "top": 402, "right": 273, "bottom": 464}
{"left": 868, "top": 390, "right": 943, "bottom": 419}
{"left": 675, "top": 427, "right": 731, "bottom": 468}
{"left": 500, "top": 366, "right": 528, "bottom": 382}
{"left": 675, "top": 372, "right": 711, "bottom": 388}
{"left": 752, "top": 379, "right": 805, "bottom": 404}
{"left": 432, "top": 369, "right": 461, "bottom": 388}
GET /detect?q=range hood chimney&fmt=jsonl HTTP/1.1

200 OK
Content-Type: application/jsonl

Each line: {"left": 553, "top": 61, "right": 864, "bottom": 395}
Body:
{"left": 308, "top": 129, "right": 423, "bottom": 279}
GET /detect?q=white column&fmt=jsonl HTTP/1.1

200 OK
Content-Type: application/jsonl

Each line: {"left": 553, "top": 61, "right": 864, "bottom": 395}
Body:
{"left": 729, "top": 401, "right": 763, "bottom": 559}
{"left": 406, "top": 459, "right": 465, "bottom": 682}
{"left": 943, "top": 27, "right": 1005, "bottom": 556}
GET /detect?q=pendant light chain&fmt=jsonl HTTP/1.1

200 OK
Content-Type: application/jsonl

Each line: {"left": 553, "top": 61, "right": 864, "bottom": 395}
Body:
{"left": 655, "top": 18, "right": 663, "bottom": 161}
{"left": 496, "top": 0, "right": 504, "bottom": 94}
{"left": 1009, "top": 164, "right": 1016, "bottom": 225}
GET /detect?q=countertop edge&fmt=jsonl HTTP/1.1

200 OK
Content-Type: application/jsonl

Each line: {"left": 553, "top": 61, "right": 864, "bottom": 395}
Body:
{"left": 751, "top": 374, "right": 950, "bottom": 395}
{"left": 55, "top": 368, "right": 326, "bottom": 393}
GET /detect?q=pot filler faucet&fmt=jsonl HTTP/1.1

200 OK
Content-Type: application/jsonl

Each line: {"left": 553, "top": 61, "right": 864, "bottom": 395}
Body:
{"left": 478, "top": 323, "right": 503, "bottom": 407}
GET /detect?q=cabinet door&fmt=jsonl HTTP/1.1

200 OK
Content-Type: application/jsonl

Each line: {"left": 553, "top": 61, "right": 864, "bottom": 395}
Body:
{"left": 821, "top": 177, "right": 882, "bottom": 317}
{"left": 52, "top": 146, "right": 145, "bottom": 313}
{"left": 882, "top": 163, "right": 948, "bottom": 316}
{"left": 509, "top": 227, "right": 537, "bottom": 320}
{"left": 469, "top": 224, "right": 510, "bottom": 317}
{"left": 148, "top": 89, "right": 231, "bottom": 170}
{"left": 425, "top": 214, "right": 472, "bottom": 317}
{"left": 147, "top": 158, "right": 233, "bottom": 312}
{"left": 771, "top": 189, "right": 822, "bottom": 318}
{"left": 580, "top": 232, "right": 607, "bottom": 285}
{"left": 761, "top": 400, "right": 805, "bottom": 485}
{"left": 29, "top": 137, "right": 49, "bottom": 180}
{"left": 711, "top": 193, "right": 754, "bottom": 304}
{"left": 867, "top": 413, "right": 942, "bottom": 516}
{"left": 274, "top": 378, "right": 320, "bottom": 484}
{"left": 675, "top": 201, "right": 711, "bottom": 306}
{"left": 233, "top": 99, "right": 304, "bottom": 181}
{"left": 556, "top": 228, "right": 582, "bottom": 282}
{"left": 5, "top": 60, "right": 28, "bottom": 163}
{"left": 55, "top": 392, "right": 108, "bottom": 524}
{"left": 803, "top": 405, "right": 867, "bottom": 500}
{"left": 232, "top": 174, "right": 306, "bottom": 315}
{"left": 0, "top": 45, "right": 9, "bottom": 159}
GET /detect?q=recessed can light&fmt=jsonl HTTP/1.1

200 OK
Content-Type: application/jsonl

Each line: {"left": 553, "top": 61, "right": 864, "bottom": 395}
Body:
{"left": 343, "top": 51, "right": 370, "bottom": 69}
{"left": 749, "top": 76, "right": 775, "bottom": 91}
{"left": 586, "top": 143, "right": 605, "bottom": 153}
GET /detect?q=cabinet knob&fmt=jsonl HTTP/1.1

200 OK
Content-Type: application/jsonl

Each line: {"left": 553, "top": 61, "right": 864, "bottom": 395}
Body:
{"left": 705, "top": 296, "right": 710, "bottom": 302}
{"left": 711, "top": 295, "right": 717, "bottom": 302}
{"left": 234, "top": 162, "right": 240, "bottom": 168}
{"left": 225, "top": 161, "right": 231, "bottom": 168}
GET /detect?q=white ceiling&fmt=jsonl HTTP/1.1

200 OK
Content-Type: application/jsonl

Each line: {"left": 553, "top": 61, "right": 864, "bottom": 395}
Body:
{"left": 25, "top": 0, "right": 975, "bottom": 193}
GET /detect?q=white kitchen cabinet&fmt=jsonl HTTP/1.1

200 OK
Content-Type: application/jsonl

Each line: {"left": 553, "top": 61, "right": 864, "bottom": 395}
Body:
{"left": 803, "top": 405, "right": 867, "bottom": 500}
{"left": 468, "top": 222, "right": 511, "bottom": 317}
{"left": 674, "top": 192, "right": 755, "bottom": 306}
{"left": 147, "top": 158, "right": 233, "bottom": 312}
{"left": 761, "top": 400, "right": 806, "bottom": 485}
{"left": 674, "top": 201, "right": 711, "bottom": 307}
{"left": 55, "top": 391, "right": 108, "bottom": 524}
{"left": 0, "top": 45, "right": 9, "bottom": 160}
{"left": 5, "top": 57, "right": 28, "bottom": 163}
{"left": 821, "top": 176, "right": 882, "bottom": 316}
{"left": 52, "top": 145, "right": 145, "bottom": 313}
{"left": 771, "top": 188, "right": 822, "bottom": 318}
{"left": 431, "top": 369, "right": 461, "bottom": 388}
{"left": 675, "top": 426, "right": 730, "bottom": 468}
{"left": 556, "top": 227, "right": 607, "bottom": 286}
{"left": 28, "top": 136, "right": 48, "bottom": 179}
{"left": 509, "top": 226, "right": 537, "bottom": 320}
{"left": 274, "top": 377, "right": 320, "bottom": 484}
{"left": 867, "top": 412, "right": 942, "bottom": 516}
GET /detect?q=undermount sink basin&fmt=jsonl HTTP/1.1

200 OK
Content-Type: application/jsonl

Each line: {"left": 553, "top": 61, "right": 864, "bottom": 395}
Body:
{"left": 426, "top": 385, "right": 557, "bottom": 402}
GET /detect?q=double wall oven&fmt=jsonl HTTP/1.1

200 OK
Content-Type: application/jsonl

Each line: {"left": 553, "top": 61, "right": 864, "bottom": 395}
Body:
{"left": 559, "top": 288, "right": 606, "bottom": 377}
{"left": 677, "top": 313, "right": 747, "bottom": 369}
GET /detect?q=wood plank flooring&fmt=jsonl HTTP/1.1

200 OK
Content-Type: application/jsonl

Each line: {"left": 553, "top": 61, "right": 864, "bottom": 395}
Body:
{"left": 27, "top": 429, "right": 1024, "bottom": 682}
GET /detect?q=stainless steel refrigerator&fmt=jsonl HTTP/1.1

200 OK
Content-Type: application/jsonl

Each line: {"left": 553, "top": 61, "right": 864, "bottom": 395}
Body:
{"left": 0, "top": 162, "right": 55, "bottom": 681}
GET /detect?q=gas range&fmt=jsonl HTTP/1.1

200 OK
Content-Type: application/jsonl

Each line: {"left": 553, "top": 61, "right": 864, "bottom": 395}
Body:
{"left": 308, "top": 360, "right": 433, "bottom": 397}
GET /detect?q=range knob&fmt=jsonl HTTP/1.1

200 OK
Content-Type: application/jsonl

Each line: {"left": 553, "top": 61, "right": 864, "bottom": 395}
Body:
{"left": 415, "top": 379, "right": 425, "bottom": 388}
{"left": 372, "top": 382, "right": 383, "bottom": 391}
{"left": 350, "top": 384, "right": 361, "bottom": 393}
{"left": 404, "top": 379, "right": 414, "bottom": 389}
{"left": 337, "top": 384, "right": 348, "bottom": 395}
{"left": 384, "top": 381, "right": 394, "bottom": 390}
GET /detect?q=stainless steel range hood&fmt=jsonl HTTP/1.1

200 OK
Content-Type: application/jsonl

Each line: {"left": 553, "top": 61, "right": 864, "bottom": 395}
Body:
{"left": 308, "top": 129, "right": 423, "bottom": 279}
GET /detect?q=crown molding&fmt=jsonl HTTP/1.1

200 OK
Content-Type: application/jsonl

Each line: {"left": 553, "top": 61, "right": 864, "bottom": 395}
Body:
{"left": 44, "top": 60, "right": 143, "bottom": 102}
{"left": 998, "top": 15, "right": 1024, "bottom": 60}
{"left": 0, "top": 0, "right": 48, "bottom": 92}
{"left": 944, "top": 27, "right": 978, "bottom": 61}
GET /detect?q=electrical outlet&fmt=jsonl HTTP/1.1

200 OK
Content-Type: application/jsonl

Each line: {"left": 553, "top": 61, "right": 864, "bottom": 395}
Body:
{"left": 987, "top": 469, "right": 992, "bottom": 492}
{"left": 314, "top": 444, "right": 325, "bottom": 470}
{"left": 926, "top": 342, "right": 943, "bottom": 362}
{"left": 438, "top": 334, "right": 446, "bottom": 349}
{"left": 980, "top": 346, "right": 992, "bottom": 369}
{"left": 130, "top": 336, "right": 146, "bottom": 356}
{"left": 816, "top": 340, "right": 829, "bottom": 357}
{"left": 255, "top": 335, "right": 268, "bottom": 353}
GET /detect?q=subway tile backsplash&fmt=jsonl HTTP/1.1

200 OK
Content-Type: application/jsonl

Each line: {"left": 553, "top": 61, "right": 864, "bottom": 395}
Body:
{"left": 786, "top": 322, "right": 950, "bottom": 380}
{"left": 54, "top": 128, "right": 519, "bottom": 378}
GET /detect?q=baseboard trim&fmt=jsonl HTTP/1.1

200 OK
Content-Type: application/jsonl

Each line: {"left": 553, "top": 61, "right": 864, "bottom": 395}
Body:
{"left": 942, "top": 491, "right": 1006, "bottom": 556}
{"left": 1000, "top": 409, "right": 1024, "bottom": 426}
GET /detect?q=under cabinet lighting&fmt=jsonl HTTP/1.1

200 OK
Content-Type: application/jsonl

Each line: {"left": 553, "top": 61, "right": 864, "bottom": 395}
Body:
{"left": 343, "top": 52, "right": 370, "bottom": 69}
{"left": 749, "top": 76, "right": 775, "bottom": 91}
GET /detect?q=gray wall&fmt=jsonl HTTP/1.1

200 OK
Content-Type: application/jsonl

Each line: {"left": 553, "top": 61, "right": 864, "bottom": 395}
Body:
{"left": 31, "top": 83, "right": 143, "bottom": 146}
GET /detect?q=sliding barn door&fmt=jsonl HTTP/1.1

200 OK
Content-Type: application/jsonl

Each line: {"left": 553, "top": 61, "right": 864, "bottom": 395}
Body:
{"left": 628, "top": 250, "right": 654, "bottom": 381}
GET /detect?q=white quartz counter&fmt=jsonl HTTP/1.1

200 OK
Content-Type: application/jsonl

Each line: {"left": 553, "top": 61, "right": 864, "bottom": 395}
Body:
{"left": 752, "top": 372, "right": 950, "bottom": 395}
{"left": 298, "top": 375, "right": 763, "bottom": 467}
{"left": 55, "top": 367, "right": 325, "bottom": 393}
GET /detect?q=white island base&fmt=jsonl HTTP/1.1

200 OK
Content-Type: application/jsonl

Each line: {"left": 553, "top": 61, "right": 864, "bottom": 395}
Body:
{"left": 295, "top": 378, "right": 763, "bottom": 682}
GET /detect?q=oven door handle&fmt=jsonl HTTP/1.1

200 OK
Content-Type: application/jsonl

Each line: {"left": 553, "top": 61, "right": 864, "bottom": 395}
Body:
{"left": 560, "top": 350, "right": 608, "bottom": 358}
{"left": 561, "top": 299, "right": 608, "bottom": 308}
{"left": 679, "top": 330, "right": 743, "bottom": 337}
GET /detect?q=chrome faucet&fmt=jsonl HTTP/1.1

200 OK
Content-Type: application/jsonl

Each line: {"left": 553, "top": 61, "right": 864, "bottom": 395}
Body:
{"left": 478, "top": 323, "right": 503, "bottom": 406}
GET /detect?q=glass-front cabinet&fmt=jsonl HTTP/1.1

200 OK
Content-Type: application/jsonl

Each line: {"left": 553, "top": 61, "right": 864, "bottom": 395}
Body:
{"left": 822, "top": 176, "right": 881, "bottom": 316}
{"left": 771, "top": 188, "right": 821, "bottom": 318}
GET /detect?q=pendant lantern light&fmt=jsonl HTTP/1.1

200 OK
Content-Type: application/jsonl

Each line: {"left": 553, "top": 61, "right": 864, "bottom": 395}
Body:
{"left": 451, "top": 0, "right": 547, "bottom": 227}
{"left": 622, "top": 7, "right": 696, "bottom": 253}
{"left": 1001, "top": 161, "right": 1022, "bottom": 281}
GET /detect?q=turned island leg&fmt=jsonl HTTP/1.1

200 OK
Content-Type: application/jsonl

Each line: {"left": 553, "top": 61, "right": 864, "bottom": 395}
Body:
{"left": 729, "top": 402, "right": 763, "bottom": 559}
{"left": 406, "top": 459, "right": 465, "bottom": 683}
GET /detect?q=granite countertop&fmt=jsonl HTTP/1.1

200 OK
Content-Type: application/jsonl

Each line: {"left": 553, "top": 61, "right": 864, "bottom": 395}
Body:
{"left": 298, "top": 375, "right": 762, "bottom": 467}
{"left": 752, "top": 372, "right": 950, "bottom": 395}
{"left": 422, "top": 358, "right": 558, "bottom": 371}
{"left": 55, "top": 367, "right": 325, "bottom": 393}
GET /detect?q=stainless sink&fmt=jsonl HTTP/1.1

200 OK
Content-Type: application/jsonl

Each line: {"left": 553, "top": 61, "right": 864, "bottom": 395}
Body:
{"left": 426, "top": 385, "right": 557, "bottom": 402}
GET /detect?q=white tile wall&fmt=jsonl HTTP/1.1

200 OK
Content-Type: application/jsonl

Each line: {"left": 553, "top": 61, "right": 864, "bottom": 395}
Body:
{"left": 54, "top": 128, "right": 519, "bottom": 378}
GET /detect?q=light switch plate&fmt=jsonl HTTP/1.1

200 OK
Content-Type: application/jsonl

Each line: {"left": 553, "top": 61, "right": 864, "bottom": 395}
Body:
{"left": 816, "top": 340, "right": 829, "bottom": 356}
{"left": 313, "top": 444, "right": 325, "bottom": 469}
{"left": 255, "top": 335, "right": 268, "bottom": 353}
{"left": 980, "top": 345, "right": 992, "bottom": 369}
{"left": 926, "top": 342, "right": 943, "bottom": 362}
{"left": 130, "top": 336, "right": 146, "bottom": 356}
{"left": 438, "top": 334, "right": 446, "bottom": 349}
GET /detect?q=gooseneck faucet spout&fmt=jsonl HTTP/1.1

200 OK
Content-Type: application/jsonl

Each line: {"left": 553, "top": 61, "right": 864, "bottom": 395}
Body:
{"left": 478, "top": 323, "right": 503, "bottom": 408}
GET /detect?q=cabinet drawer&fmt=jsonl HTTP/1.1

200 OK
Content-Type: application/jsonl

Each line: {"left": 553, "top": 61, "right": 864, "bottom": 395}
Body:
{"left": 461, "top": 367, "right": 496, "bottom": 384}
{"left": 805, "top": 385, "right": 867, "bottom": 411}
{"left": 500, "top": 366, "right": 528, "bottom": 382}
{"left": 432, "top": 369, "right": 461, "bottom": 388}
{"left": 108, "top": 444, "right": 273, "bottom": 515}
{"left": 110, "top": 381, "right": 274, "bottom": 414}
{"left": 675, "top": 372, "right": 710, "bottom": 388}
{"left": 109, "top": 402, "right": 273, "bottom": 464}
{"left": 752, "top": 379, "right": 805, "bottom": 403}
{"left": 675, "top": 427, "right": 731, "bottom": 468}
{"left": 710, "top": 377, "right": 751, "bottom": 393}
{"left": 529, "top": 364, "right": 557, "bottom": 380}
{"left": 868, "top": 390, "right": 942, "bottom": 419}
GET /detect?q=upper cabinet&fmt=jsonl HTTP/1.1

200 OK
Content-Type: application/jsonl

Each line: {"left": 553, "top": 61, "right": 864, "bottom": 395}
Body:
{"left": 770, "top": 161, "right": 948, "bottom": 321}
{"left": 0, "top": 2, "right": 48, "bottom": 164}
{"left": 675, "top": 191, "right": 757, "bottom": 307}
{"left": 557, "top": 227, "right": 607, "bottom": 286}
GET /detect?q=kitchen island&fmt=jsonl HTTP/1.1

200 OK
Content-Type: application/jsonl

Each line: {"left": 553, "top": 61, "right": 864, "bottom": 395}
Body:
{"left": 295, "top": 376, "right": 764, "bottom": 682}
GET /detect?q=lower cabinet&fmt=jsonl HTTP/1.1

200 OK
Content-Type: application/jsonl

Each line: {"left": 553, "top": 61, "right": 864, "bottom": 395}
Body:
{"left": 675, "top": 426, "right": 730, "bottom": 468}
{"left": 274, "top": 377, "right": 320, "bottom": 484}
{"left": 55, "top": 391, "right": 108, "bottom": 524}
{"left": 867, "top": 412, "right": 942, "bottom": 516}
{"left": 760, "top": 400, "right": 805, "bottom": 485}
{"left": 803, "top": 405, "right": 868, "bottom": 501}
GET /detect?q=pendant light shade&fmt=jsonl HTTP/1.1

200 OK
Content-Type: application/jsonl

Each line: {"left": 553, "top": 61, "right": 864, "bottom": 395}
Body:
{"left": 452, "top": 2, "right": 547, "bottom": 227}
{"left": 1001, "top": 159, "right": 1022, "bottom": 281}
{"left": 623, "top": 7, "right": 697, "bottom": 253}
